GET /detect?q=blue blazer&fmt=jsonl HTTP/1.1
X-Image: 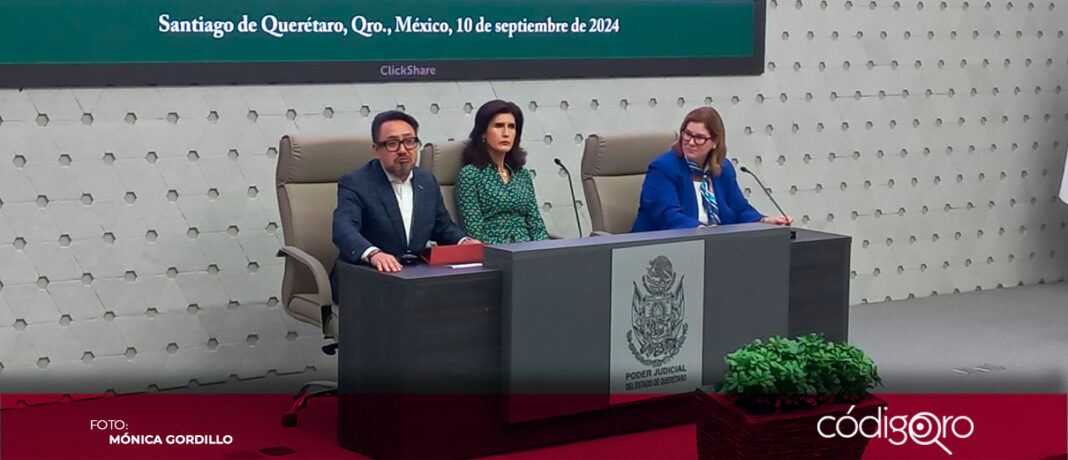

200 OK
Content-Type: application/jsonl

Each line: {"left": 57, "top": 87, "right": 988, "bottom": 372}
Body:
{"left": 331, "top": 159, "right": 467, "bottom": 300}
{"left": 632, "top": 151, "right": 763, "bottom": 232}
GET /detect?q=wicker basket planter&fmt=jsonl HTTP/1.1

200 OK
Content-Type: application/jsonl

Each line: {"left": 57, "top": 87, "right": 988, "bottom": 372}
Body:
{"left": 696, "top": 387, "right": 886, "bottom": 460}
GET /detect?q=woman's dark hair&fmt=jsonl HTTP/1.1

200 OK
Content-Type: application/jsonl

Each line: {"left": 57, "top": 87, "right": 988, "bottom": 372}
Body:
{"left": 463, "top": 100, "right": 527, "bottom": 169}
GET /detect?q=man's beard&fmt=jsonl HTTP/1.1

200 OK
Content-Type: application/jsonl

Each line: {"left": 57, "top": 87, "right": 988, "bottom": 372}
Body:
{"left": 391, "top": 163, "right": 412, "bottom": 177}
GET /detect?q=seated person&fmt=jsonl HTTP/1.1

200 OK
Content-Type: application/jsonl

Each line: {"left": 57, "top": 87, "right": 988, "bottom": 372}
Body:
{"left": 454, "top": 100, "right": 549, "bottom": 244}
{"left": 331, "top": 110, "right": 480, "bottom": 300}
{"left": 632, "top": 106, "right": 792, "bottom": 232}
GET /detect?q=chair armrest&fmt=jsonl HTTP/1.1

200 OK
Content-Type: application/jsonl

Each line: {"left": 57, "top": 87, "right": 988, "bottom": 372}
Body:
{"left": 276, "top": 246, "right": 333, "bottom": 308}
{"left": 590, "top": 231, "right": 613, "bottom": 236}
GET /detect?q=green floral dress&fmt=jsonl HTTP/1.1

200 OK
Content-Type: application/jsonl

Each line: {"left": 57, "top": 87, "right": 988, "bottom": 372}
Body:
{"left": 455, "top": 164, "right": 549, "bottom": 244}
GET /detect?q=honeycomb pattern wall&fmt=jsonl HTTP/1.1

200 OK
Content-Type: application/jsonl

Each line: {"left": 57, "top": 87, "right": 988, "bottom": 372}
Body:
{"left": 1, "top": 0, "right": 1067, "bottom": 398}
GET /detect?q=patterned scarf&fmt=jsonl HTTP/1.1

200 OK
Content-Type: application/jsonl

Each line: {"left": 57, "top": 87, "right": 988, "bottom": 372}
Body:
{"left": 684, "top": 157, "right": 720, "bottom": 225}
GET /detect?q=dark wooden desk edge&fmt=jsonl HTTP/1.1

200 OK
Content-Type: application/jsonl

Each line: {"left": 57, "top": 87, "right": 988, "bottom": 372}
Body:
{"left": 791, "top": 227, "right": 852, "bottom": 243}
{"left": 336, "top": 260, "right": 501, "bottom": 282}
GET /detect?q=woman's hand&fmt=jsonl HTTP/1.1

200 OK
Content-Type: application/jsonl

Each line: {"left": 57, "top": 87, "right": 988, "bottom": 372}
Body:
{"left": 760, "top": 216, "right": 792, "bottom": 226}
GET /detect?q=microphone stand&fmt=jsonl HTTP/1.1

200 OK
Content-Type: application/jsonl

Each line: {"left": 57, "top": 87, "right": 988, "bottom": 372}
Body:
{"left": 739, "top": 165, "right": 795, "bottom": 240}
{"left": 554, "top": 158, "right": 583, "bottom": 237}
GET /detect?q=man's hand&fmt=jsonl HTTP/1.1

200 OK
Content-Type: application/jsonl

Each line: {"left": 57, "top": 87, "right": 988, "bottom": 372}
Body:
{"left": 459, "top": 238, "right": 482, "bottom": 245}
{"left": 761, "top": 216, "right": 793, "bottom": 226}
{"left": 368, "top": 250, "right": 402, "bottom": 272}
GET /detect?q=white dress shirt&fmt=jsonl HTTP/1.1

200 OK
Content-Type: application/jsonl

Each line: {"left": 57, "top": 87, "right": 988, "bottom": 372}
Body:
{"left": 693, "top": 181, "right": 710, "bottom": 226}
{"left": 361, "top": 166, "right": 414, "bottom": 262}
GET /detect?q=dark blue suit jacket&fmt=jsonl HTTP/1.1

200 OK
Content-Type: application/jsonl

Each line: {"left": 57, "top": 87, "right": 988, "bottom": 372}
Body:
{"left": 331, "top": 159, "right": 467, "bottom": 300}
{"left": 632, "top": 151, "right": 763, "bottom": 232}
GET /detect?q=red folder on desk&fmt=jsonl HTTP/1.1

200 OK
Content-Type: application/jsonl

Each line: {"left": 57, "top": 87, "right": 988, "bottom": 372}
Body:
{"left": 420, "top": 243, "right": 483, "bottom": 265}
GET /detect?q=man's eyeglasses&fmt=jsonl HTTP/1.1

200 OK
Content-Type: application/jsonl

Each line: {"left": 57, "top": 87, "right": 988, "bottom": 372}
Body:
{"left": 681, "top": 130, "right": 714, "bottom": 146}
{"left": 376, "top": 137, "right": 422, "bottom": 152}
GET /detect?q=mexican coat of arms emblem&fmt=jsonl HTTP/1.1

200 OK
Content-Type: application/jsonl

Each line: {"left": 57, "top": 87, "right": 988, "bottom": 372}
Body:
{"left": 627, "top": 255, "right": 688, "bottom": 367}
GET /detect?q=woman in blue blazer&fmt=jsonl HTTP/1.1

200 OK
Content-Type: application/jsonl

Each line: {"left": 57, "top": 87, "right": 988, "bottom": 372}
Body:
{"left": 632, "top": 106, "right": 792, "bottom": 232}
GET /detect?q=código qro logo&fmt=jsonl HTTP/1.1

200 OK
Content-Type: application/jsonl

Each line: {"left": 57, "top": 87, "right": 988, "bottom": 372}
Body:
{"left": 817, "top": 405, "right": 974, "bottom": 455}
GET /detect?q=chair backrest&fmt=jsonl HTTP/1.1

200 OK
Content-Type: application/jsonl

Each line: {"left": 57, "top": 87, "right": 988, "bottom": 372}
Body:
{"left": 419, "top": 140, "right": 467, "bottom": 221}
{"left": 581, "top": 132, "right": 676, "bottom": 234}
{"left": 276, "top": 135, "right": 375, "bottom": 311}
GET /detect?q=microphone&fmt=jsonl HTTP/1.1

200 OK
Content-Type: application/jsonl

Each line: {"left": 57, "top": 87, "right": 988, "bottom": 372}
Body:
{"left": 739, "top": 165, "right": 791, "bottom": 226}
{"left": 399, "top": 252, "right": 421, "bottom": 266}
{"left": 554, "top": 158, "right": 583, "bottom": 237}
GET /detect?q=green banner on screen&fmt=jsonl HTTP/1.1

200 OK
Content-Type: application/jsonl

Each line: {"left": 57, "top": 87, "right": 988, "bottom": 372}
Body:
{"left": 0, "top": 0, "right": 764, "bottom": 86}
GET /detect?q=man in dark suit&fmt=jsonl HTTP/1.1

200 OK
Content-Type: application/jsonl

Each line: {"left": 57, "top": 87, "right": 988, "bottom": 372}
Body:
{"left": 331, "top": 110, "right": 480, "bottom": 300}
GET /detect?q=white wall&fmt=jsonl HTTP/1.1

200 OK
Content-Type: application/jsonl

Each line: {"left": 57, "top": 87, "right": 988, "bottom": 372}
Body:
{"left": 1, "top": 0, "right": 1067, "bottom": 395}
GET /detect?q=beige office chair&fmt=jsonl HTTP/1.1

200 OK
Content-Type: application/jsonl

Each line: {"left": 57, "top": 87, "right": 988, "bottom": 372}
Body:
{"left": 419, "top": 140, "right": 466, "bottom": 221}
{"left": 581, "top": 132, "right": 676, "bottom": 235}
{"left": 275, "top": 134, "right": 375, "bottom": 427}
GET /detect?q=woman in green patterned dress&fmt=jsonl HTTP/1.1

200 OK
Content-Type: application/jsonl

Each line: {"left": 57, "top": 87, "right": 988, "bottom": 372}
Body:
{"left": 454, "top": 100, "right": 549, "bottom": 244}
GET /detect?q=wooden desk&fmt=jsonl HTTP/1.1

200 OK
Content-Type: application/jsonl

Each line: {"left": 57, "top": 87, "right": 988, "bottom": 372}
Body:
{"left": 336, "top": 224, "right": 850, "bottom": 459}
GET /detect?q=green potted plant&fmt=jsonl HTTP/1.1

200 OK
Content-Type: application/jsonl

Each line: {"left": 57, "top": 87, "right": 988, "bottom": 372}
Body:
{"left": 696, "top": 333, "right": 885, "bottom": 459}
